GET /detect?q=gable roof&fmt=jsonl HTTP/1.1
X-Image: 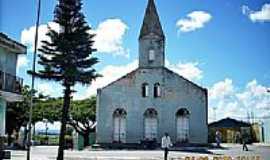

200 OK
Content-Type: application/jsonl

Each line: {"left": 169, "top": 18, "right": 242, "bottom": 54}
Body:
{"left": 0, "top": 32, "right": 27, "bottom": 54}
{"left": 100, "top": 68, "right": 139, "bottom": 91}
{"left": 163, "top": 67, "right": 207, "bottom": 92}
{"left": 99, "top": 67, "right": 207, "bottom": 93}
{"left": 209, "top": 117, "right": 251, "bottom": 128}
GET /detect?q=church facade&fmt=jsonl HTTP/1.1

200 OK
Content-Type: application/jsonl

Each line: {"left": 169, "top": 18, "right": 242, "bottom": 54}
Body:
{"left": 96, "top": 0, "right": 208, "bottom": 144}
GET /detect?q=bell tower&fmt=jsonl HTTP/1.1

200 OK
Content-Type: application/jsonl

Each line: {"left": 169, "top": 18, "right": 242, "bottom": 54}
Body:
{"left": 139, "top": 0, "right": 165, "bottom": 68}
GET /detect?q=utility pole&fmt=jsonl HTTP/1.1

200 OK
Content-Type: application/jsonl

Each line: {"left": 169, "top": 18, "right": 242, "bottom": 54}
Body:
{"left": 252, "top": 111, "right": 255, "bottom": 124}
{"left": 27, "top": 0, "right": 41, "bottom": 159}
{"left": 213, "top": 107, "right": 217, "bottom": 121}
{"left": 246, "top": 111, "right": 250, "bottom": 123}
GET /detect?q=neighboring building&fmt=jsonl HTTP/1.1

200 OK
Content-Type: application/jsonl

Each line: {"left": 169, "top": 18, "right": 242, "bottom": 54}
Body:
{"left": 208, "top": 118, "right": 252, "bottom": 143}
{"left": 96, "top": 0, "right": 208, "bottom": 145}
{"left": 263, "top": 119, "right": 270, "bottom": 143}
{"left": 251, "top": 123, "right": 264, "bottom": 143}
{"left": 0, "top": 33, "right": 26, "bottom": 137}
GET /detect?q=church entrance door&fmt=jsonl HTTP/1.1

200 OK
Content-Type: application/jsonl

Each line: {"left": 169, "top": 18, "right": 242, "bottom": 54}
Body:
{"left": 145, "top": 117, "right": 157, "bottom": 140}
{"left": 144, "top": 108, "right": 158, "bottom": 140}
{"left": 176, "top": 108, "right": 190, "bottom": 143}
{"left": 113, "top": 109, "right": 127, "bottom": 143}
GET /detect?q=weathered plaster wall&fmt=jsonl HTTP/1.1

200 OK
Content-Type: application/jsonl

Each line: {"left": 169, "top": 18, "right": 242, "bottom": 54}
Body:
{"left": 96, "top": 67, "right": 208, "bottom": 144}
{"left": 139, "top": 35, "right": 165, "bottom": 68}
{"left": 0, "top": 47, "right": 17, "bottom": 75}
{"left": 0, "top": 98, "right": 6, "bottom": 136}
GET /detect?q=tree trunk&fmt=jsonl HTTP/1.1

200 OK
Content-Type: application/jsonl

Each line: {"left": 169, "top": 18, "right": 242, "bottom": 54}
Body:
{"left": 83, "top": 132, "right": 90, "bottom": 147}
{"left": 57, "top": 85, "right": 71, "bottom": 160}
{"left": 7, "top": 134, "right": 12, "bottom": 146}
{"left": 33, "top": 123, "right": 36, "bottom": 139}
{"left": 23, "top": 126, "right": 28, "bottom": 149}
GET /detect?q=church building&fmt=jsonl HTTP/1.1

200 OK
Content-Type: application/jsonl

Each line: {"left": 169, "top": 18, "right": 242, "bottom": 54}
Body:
{"left": 96, "top": 0, "right": 208, "bottom": 145}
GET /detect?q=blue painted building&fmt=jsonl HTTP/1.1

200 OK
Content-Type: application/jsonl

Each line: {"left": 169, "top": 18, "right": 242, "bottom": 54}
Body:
{"left": 0, "top": 33, "right": 26, "bottom": 137}
{"left": 96, "top": 0, "right": 208, "bottom": 145}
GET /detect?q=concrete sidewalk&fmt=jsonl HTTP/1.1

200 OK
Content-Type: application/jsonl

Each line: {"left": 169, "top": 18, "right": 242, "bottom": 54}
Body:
{"left": 214, "top": 143, "right": 270, "bottom": 148}
{"left": 8, "top": 144, "right": 270, "bottom": 160}
{"left": 9, "top": 146, "right": 212, "bottom": 160}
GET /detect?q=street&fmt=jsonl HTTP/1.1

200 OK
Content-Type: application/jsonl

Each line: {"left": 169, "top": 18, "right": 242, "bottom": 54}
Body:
{"left": 8, "top": 144, "right": 270, "bottom": 160}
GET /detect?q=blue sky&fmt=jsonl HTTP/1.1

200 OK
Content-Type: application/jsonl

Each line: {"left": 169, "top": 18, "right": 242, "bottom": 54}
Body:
{"left": 1, "top": 0, "right": 270, "bottom": 123}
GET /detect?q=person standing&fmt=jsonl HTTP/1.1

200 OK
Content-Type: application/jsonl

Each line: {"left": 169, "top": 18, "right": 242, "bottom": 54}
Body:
{"left": 161, "top": 133, "right": 172, "bottom": 160}
{"left": 215, "top": 130, "right": 222, "bottom": 147}
{"left": 242, "top": 132, "right": 249, "bottom": 151}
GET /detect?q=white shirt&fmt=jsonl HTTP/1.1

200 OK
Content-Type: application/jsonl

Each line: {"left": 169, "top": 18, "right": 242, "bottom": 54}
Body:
{"left": 161, "top": 136, "right": 172, "bottom": 148}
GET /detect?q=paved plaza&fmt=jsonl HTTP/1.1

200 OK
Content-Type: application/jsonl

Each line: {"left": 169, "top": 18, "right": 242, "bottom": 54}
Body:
{"left": 7, "top": 144, "right": 270, "bottom": 160}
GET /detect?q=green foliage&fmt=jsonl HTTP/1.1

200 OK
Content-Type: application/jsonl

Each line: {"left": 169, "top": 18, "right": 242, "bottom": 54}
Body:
{"left": 34, "top": 135, "right": 59, "bottom": 145}
{"left": 33, "top": 98, "right": 62, "bottom": 123}
{"left": 33, "top": 135, "right": 73, "bottom": 148}
{"left": 31, "top": 97, "right": 96, "bottom": 124}
{"left": 6, "top": 85, "right": 47, "bottom": 146}
{"left": 27, "top": 0, "right": 100, "bottom": 157}
{"left": 6, "top": 85, "right": 36, "bottom": 135}
{"left": 6, "top": 85, "right": 97, "bottom": 148}
{"left": 69, "top": 96, "right": 96, "bottom": 147}
{"left": 29, "top": 0, "right": 100, "bottom": 86}
{"left": 37, "top": 96, "right": 97, "bottom": 147}
{"left": 70, "top": 96, "right": 96, "bottom": 125}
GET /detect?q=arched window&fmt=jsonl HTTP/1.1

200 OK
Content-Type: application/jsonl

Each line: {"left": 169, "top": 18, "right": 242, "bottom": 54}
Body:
{"left": 113, "top": 108, "right": 127, "bottom": 143}
{"left": 144, "top": 108, "right": 158, "bottom": 140}
{"left": 176, "top": 108, "right": 190, "bottom": 143}
{"left": 154, "top": 83, "right": 161, "bottom": 98}
{"left": 142, "top": 83, "right": 149, "bottom": 97}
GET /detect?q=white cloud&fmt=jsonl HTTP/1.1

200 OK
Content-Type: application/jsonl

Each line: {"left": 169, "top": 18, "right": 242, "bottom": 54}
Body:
{"left": 92, "top": 19, "right": 129, "bottom": 58}
{"left": 176, "top": 11, "right": 212, "bottom": 33}
{"left": 21, "top": 22, "right": 60, "bottom": 52}
{"left": 17, "top": 55, "right": 29, "bottom": 70}
{"left": 236, "top": 80, "right": 269, "bottom": 110}
{"left": 21, "top": 19, "right": 129, "bottom": 59}
{"left": 74, "top": 60, "right": 138, "bottom": 99}
{"left": 208, "top": 79, "right": 270, "bottom": 123}
{"left": 209, "top": 78, "right": 234, "bottom": 100}
{"left": 242, "top": 5, "right": 250, "bottom": 15}
{"left": 166, "top": 61, "right": 203, "bottom": 81}
{"left": 37, "top": 83, "right": 54, "bottom": 96}
{"left": 208, "top": 79, "right": 243, "bottom": 122}
{"left": 242, "top": 4, "right": 270, "bottom": 22}
{"left": 246, "top": 80, "right": 267, "bottom": 96}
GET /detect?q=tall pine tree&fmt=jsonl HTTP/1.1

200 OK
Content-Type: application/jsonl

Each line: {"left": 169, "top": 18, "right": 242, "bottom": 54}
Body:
{"left": 29, "top": 0, "right": 100, "bottom": 159}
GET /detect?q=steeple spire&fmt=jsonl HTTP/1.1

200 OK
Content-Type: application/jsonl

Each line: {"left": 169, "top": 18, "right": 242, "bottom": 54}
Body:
{"left": 138, "top": 0, "right": 165, "bottom": 68}
{"left": 139, "top": 0, "right": 164, "bottom": 39}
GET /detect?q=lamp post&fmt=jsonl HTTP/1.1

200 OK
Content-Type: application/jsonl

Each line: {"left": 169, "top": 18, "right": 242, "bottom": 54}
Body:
{"left": 27, "top": 0, "right": 41, "bottom": 159}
